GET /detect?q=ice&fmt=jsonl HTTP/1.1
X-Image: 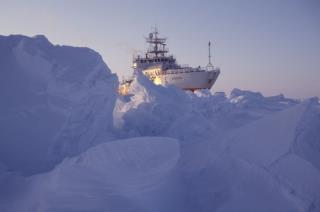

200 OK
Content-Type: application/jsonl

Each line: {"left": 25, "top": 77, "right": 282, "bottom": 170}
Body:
{"left": 223, "top": 99, "right": 320, "bottom": 211}
{"left": 293, "top": 97, "right": 320, "bottom": 170}
{"left": 270, "top": 154, "right": 320, "bottom": 209}
{"left": 1, "top": 137, "right": 181, "bottom": 212}
{"left": 224, "top": 101, "right": 307, "bottom": 167}
{"left": 113, "top": 72, "right": 299, "bottom": 142}
{"left": 0, "top": 35, "right": 118, "bottom": 175}
{"left": 0, "top": 35, "right": 319, "bottom": 211}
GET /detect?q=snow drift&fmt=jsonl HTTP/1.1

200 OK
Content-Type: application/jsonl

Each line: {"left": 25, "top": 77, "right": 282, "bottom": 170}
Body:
{"left": 111, "top": 72, "right": 320, "bottom": 211}
{"left": 113, "top": 72, "right": 299, "bottom": 141}
{"left": 0, "top": 35, "right": 118, "bottom": 175}
{"left": 0, "top": 35, "right": 319, "bottom": 212}
{"left": 1, "top": 137, "right": 181, "bottom": 212}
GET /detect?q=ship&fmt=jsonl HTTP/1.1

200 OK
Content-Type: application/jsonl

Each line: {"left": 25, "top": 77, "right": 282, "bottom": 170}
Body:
{"left": 119, "top": 29, "right": 220, "bottom": 95}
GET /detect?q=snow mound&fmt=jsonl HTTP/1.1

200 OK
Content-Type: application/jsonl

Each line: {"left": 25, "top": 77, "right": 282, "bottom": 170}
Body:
{"left": 114, "top": 72, "right": 192, "bottom": 138}
{"left": 293, "top": 97, "right": 320, "bottom": 170}
{"left": 1, "top": 137, "right": 180, "bottom": 212}
{"left": 224, "top": 99, "right": 320, "bottom": 211}
{"left": 111, "top": 73, "right": 319, "bottom": 211}
{"left": 229, "top": 88, "right": 298, "bottom": 112}
{"left": 225, "top": 101, "right": 307, "bottom": 167}
{"left": 2, "top": 135, "right": 303, "bottom": 212}
{"left": 113, "top": 73, "right": 299, "bottom": 142}
{"left": 0, "top": 35, "right": 118, "bottom": 175}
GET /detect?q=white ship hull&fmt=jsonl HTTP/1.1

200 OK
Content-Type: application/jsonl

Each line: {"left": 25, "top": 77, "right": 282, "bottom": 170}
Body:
{"left": 159, "top": 69, "right": 219, "bottom": 91}
{"left": 118, "top": 69, "right": 220, "bottom": 95}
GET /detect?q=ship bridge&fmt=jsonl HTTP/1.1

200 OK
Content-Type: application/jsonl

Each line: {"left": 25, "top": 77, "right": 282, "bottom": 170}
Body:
{"left": 133, "top": 29, "right": 180, "bottom": 71}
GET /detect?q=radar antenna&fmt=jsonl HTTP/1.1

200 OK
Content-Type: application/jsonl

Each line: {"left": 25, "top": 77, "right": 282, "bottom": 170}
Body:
{"left": 146, "top": 26, "right": 168, "bottom": 58}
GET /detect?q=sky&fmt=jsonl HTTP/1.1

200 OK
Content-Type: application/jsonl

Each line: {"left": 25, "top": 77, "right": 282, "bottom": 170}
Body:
{"left": 0, "top": 0, "right": 319, "bottom": 98}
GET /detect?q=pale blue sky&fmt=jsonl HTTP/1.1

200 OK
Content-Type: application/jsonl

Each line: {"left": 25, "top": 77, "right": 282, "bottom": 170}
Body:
{"left": 1, "top": 0, "right": 319, "bottom": 98}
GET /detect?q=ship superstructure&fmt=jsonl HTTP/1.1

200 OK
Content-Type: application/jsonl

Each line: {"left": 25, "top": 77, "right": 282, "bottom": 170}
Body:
{"left": 119, "top": 29, "right": 220, "bottom": 95}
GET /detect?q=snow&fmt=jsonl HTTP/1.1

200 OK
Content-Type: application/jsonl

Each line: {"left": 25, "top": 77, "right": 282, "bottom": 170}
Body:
{"left": 0, "top": 35, "right": 118, "bottom": 175}
{"left": 270, "top": 154, "right": 320, "bottom": 208}
{"left": 225, "top": 101, "right": 307, "bottom": 167}
{"left": 222, "top": 99, "right": 320, "bottom": 211}
{"left": 1, "top": 137, "right": 180, "bottom": 212}
{"left": 0, "top": 35, "right": 320, "bottom": 212}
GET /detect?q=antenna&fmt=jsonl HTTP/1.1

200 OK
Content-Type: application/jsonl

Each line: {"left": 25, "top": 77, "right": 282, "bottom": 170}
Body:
{"left": 154, "top": 24, "right": 158, "bottom": 35}
{"left": 207, "top": 41, "right": 213, "bottom": 69}
{"left": 208, "top": 41, "right": 212, "bottom": 65}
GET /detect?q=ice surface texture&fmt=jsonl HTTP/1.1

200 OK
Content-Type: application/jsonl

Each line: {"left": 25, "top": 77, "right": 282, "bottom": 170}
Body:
{"left": 0, "top": 35, "right": 319, "bottom": 212}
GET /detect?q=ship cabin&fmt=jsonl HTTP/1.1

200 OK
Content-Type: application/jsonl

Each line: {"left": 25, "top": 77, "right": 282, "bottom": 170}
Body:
{"left": 132, "top": 28, "right": 182, "bottom": 72}
{"left": 132, "top": 55, "right": 179, "bottom": 72}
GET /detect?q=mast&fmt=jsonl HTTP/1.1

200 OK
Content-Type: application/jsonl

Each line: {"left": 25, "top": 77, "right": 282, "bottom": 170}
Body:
{"left": 146, "top": 27, "right": 168, "bottom": 58}
{"left": 207, "top": 41, "right": 213, "bottom": 69}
